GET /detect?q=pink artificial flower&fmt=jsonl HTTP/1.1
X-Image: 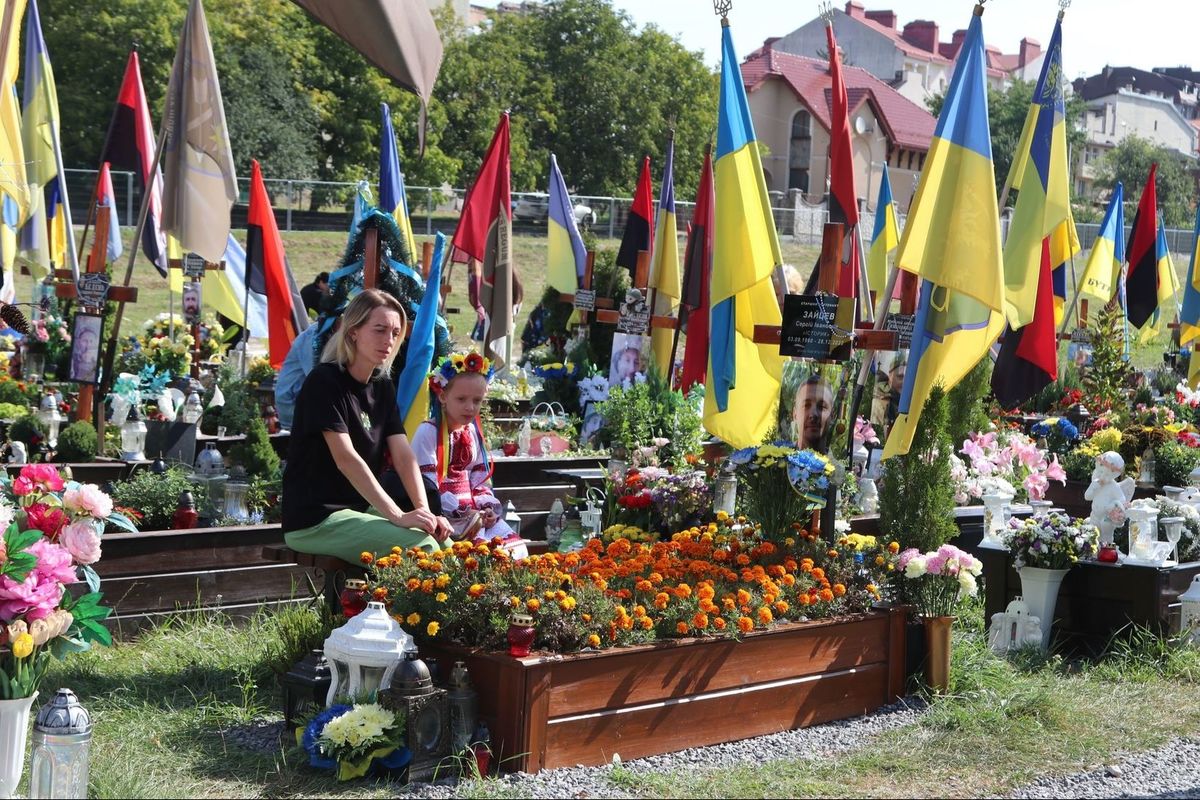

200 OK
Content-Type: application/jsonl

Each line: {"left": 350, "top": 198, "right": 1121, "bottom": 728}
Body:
{"left": 960, "top": 436, "right": 986, "bottom": 464}
{"left": 1045, "top": 454, "right": 1067, "bottom": 484}
{"left": 20, "top": 464, "right": 64, "bottom": 492}
{"left": 0, "top": 572, "right": 63, "bottom": 622}
{"left": 896, "top": 547, "right": 920, "bottom": 570}
{"left": 24, "top": 503, "right": 69, "bottom": 541}
{"left": 28, "top": 538, "right": 77, "bottom": 585}
{"left": 62, "top": 484, "right": 114, "bottom": 520}
{"left": 58, "top": 521, "right": 101, "bottom": 566}
{"left": 0, "top": 536, "right": 6, "bottom": 567}
{"left": 1013, "top": 439, "right": 1043, "bottom": 470}
{"left": 11, "top": 476, "right": 33, "bottom": 496}
{"left": 1025, "top": 472, "right": 1049, "bottom": 501}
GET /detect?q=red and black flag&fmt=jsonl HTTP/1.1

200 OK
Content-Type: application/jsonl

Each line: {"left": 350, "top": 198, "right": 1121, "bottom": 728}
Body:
{"left": 1125, "top": 163, "right": 1159, "bottom": 329}
{"left": 679, "top": 146, "right": 714, "bottom": 395}
{"left": 98, "top": 49, "right": 167, "bottom": 275}
{"left": 826, "top": 21, "right": 861, "bottom": 298}
{"left": 616, "top": 156, "right": 654, "bottom": 279}
{"left": 991, "top": 239, "right": 1057, "bottom": 409}
{"left": 247, "top": 160, "right": 308, "bottom": 369}
{"left": 452, "top": 112, "right": 519, "bottom": 369}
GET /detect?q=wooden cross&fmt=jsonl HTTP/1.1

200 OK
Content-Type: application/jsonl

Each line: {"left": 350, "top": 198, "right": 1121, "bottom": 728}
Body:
{"left": 166, "top": 254, "right": 225, "bottom": 379}
{"left": 53, "top": 204, "right": 139, "bottom": 425}
{"left": 558, "top": 251, "right": 615, "bottom": 325}
{"left": 752, "top": 223, "right": 904, "bottom": 356}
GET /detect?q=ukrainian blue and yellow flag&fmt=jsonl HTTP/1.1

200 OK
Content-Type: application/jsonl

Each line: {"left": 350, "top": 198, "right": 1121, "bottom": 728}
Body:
{"left": 380, "top": 102, "right": 418, "bottom": 265}
{"left": 649, "top": 134, "right": 681, "bottom": 378}
{"left": 0, "top": 195, "right": 18, "bottom": 303}
{"left": 397, "top": 232, "right": 447, "bottom": 436}
{"left": 703, "top": 18, "right": 785, "bottom": 449}
{"left": 18, "top": 0, "right": 62, "bottom": 276}
{"left": 1179, "top": 204, "right": 1200, "bottom": 387}
{"left": 867, "top": 163, "right": 899, "bottom": 297}
{"left": 0, "top": 0, "right": 29, "bottom": 230}
{"left": 1002, "top": 15, "right": 1077, "bottom": 329}
{"left": 1078, "top": 184, "right": 1125, "bottom": 305}
{"left": 1137, "top": 217, "right": 1181, "bottom": 344}
{"left": 546, "top": 153, "right": 586, "bottom": 294}
{"left": 883, "top": 7, "right": 1006, "bottom": 459}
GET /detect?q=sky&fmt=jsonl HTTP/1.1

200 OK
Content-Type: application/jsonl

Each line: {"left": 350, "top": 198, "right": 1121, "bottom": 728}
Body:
{"left": 475, "top": 0, "right": 1197, "bottom": 80}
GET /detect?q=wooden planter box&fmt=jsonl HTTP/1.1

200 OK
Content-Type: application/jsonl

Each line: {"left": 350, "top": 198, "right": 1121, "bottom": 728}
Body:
{"left": 980, "top": 548, "right": 1200, "bottom": 652}
{"left": 422, "top": 608, "right": 906, "bottom": 773}
{"left": 1043, "top": 479, "right": 1159, "bottom": 519}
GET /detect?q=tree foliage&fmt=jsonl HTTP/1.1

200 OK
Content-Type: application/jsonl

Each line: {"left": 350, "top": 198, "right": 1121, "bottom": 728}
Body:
{"left": 1093, "top": 134, "right": 1195, "bottom": 228}
{"left": 43, "top": 0, "right": 717, "bottom": 203}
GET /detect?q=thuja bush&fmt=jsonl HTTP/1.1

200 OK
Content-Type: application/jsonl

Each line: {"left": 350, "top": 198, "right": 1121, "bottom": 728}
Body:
{"left": 878, "top": 384, "right": 957, "bottom": 554}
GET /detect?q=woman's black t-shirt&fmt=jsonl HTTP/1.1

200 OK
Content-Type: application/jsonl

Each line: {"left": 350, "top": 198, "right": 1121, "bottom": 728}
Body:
{"left": 282, "top": 362, "right": 404, "bottom": 532}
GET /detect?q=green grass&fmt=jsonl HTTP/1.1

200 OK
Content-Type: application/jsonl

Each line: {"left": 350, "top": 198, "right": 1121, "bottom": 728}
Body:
{"left": 25, "top": 601, "right": 1200, "bottom": 799}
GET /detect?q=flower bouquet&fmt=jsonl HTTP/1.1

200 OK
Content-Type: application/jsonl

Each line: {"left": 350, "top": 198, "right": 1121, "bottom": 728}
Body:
{"left": 1030, "top": 416, "right": 1081, "bottom": 457}
{"left": 1002, "top": 511, "right": 1099, "bottom": 570}
{"left": 951, "top": 429, "right": 1066, "bottom": 504}
{"left": 297, "top": 702, "right": 409, "bottom": 781}
{"left": 1, "top": 465, "right": 135, "bottom": 698}
{"left": 728, "top": 442, "right": 835, "bottom": 541}
{"left": 897, "top": 544, "right": 983, "bottom": 618}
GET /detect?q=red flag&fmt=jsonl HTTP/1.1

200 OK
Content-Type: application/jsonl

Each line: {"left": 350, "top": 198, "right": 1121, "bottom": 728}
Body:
{"left": 991, "top": 239, "right": 1057, "bottom": 409}
{"left": 99, "top": 49, "right": 167, "bottom": 275}
{"left": 826, "top": 23, "right": 861, "bottom": 298}
{"left": 452, "top": 112, "right": 519, "bottom": 368}
{"left": 1126, "top": 163, "right": 1159, "bottom": 329}
{"left": 616, "top": 156, "right": 654, "bottom": 279}
{"left": 247, "top": 160, "right": 307, "bottom": 368}
{"left": 679, "top": 148, "right": 714, "bottom": 394}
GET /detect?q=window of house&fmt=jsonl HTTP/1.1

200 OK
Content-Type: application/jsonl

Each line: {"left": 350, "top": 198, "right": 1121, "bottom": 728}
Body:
{"left": 788, "top": 110, "right": 811, "bottom": 192}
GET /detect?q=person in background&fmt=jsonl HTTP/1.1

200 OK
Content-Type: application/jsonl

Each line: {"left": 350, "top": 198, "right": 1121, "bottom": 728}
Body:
{"left": 282, "top": 289, "right": 452, "bottom": 562}
{"left": 275, "top": 323, "right": 318, "bottom": 430}
{"left": 300, "top": 271, "right": 330, "bottom": 317}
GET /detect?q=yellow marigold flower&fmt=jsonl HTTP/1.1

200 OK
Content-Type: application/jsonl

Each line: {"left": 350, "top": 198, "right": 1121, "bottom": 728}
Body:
{"left": 435, "top": 574, "right": 451, "bottom": 589}
{"left": 587, "top": 634, "right": 602, "bottom": 648}
{"left": 888, "top": 541, "right": 900, "bottom": 554}
{"left": 406, "top": 612, "right": 421, "bottom": 626}
{"left": 543, "top": 590, "right": 556, "bottom": 600}
{"left": 876, "top": 555, "right": 886, "bottom": 566}
{"left": 12, "top": 632, "right": 33, "bottom": 659}
{"left": 526, "top": 598, "right": 541, "bottom": 612}
{"left": 559, "top": 597, "right": 576, "bottom": 612}
{"left": 390, "top": 546, "right": 403, "bottom": 555}
{"left": 468, "top": 583, "right": 486, "bottom": 598}
{"left": 427, "top": 621, "right": 440, "bottom": 636}
{"left": 435, "top": 592, "right": 448, "bottom": 603}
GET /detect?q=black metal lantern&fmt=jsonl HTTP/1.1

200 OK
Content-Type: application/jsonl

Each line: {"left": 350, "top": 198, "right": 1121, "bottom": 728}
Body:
{"left": 279, "top": 650, "right": 332, "bottom": 728}
{"left": 380, "top": 651, "right": 449, "bottom": 783}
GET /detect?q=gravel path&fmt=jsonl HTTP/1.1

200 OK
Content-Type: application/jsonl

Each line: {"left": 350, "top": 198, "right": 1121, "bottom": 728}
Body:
{"left": 396, "top": 696, "right": 930, "bottom": 798}
{"left": 1008, "top": 737, "right": 1200, "bottom": 800}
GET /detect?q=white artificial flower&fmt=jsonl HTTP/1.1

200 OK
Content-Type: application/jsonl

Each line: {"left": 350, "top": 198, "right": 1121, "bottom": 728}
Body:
{"left": 904, "top": 556, "right": 928, "bottom": 579}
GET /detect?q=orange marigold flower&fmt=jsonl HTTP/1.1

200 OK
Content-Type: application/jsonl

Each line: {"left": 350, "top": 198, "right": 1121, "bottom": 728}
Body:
{"left": 713, "top": 617, "right": 727, "bottom": 630}
{"left": 692, "top": 612, "right": 709, "bottom": 629}
{"left": 782, "top": 574, "right": 796, "bottom": 587}
{"left": 360, "top": 552, "right": 374, "bottom": 565}
{"left": 722, "top": 596, "right": 736, "bottom": 611}
{"left": 640, "top": 617, "right": 654, "bottom": 630}
{"left": 774, "top": 601, "right": 789, "bottom": 614}
{"left": 757, "top": 606, "right": 774, "bottom": 624}
{"left": 372, "top": 587, "right": 388, "bottom": 600}
{"left": 827, "top": 549, "right": 839, "bottom": 558}
{"left": 735, "top": 554, "right": 751, "bottom": 566}
{"left": 736, "top": 616, "right": 755, "bottom": 633}
{"left": 468, "top": 583, "right": 486, "bottom": 598}
{"left": 819, "top": 588, "right": 835, "bottom": 602}
{"left": 633, "top": 605, "right": 647, "bottom": 617}
{"left": 582, "top": 613, "right": 593, "bottom": 622}
{"left": 697, "top": 583, "right": 716, "bottom": 600}
{"left": 654, "top": 592, "right": 670, "bottom": 609}
{"left": 526, "top": 598, "right": 541, "bottom": 612}
{"left": 699, "top": 599, "right": 718, "bottom": 614}
{"left": 676, "top": 621, "right": 690, "bottom": 634}
{"left": 464, "top": 556, "right": 479, "bottom": 570}
{"left": 635, "top": 580, "right": 653, "bottom": 592}
{"left": 833, "top": 583, "right": 846, "bottom": 597}
{"left": 420, "top": 579, "right": 434, "bottom": 594}
{"left": 587, "top": 634, "right": 602, "bottom": 648}
{"left": 888, "top": 541, "right": 900, "bottom": 554}
{"left": 736, "top": 589, "right": 752, "bottom": 606}
{"left": 406, "top": 578, "right": 421, "bottom": 591}
{"left": 675, "top": 583, "right": 692, "bottom": 599}
{"left": 876, "top": 555, "right": 886, "bottom": 566}
{"left": 800, "top": 562, "right": 813, "bottom": 574}
{"left": 435, "top": 574, "right": 450, "bottom": 588}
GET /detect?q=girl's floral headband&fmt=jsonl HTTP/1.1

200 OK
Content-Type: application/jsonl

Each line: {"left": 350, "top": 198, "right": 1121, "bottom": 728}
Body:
{"left": 429, "top": 351, "right": 495, "bottom": 396}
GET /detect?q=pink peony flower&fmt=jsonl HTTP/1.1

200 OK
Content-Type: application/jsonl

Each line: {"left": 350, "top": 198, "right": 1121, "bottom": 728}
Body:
{"left": 897, "top": 547, "right": 921, "bottom": 570}
{"left": 23, "top": 503, "right": 69, "bottom": 541}
{"left": 63, "top": 484, "right": 113, "bottom": 520}
{"left": 58, "top": 521, "right": 101, "bottom": 566}
{"left": 20, "top": 464, "right": 64, "bottom": 492}
{"left": 28, "top": 538, "right": 77, "bottom": 585}
{"left": 11, "top": 476, "right": 33, "bottom": 496}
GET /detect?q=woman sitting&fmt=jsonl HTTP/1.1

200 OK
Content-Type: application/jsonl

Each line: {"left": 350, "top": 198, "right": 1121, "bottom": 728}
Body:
{"left": 282, "top": 289, "right": 452, "bottom": 562}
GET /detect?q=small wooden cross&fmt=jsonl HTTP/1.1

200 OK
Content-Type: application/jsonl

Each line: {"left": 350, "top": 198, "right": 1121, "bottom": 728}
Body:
{"left": 53, "top": 205, "right": 139, "bottom": 425}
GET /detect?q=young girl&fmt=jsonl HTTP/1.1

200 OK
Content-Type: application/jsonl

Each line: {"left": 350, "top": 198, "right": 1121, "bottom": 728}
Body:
{"left": 410, "top": 351, "right": 527, "bottom": 556}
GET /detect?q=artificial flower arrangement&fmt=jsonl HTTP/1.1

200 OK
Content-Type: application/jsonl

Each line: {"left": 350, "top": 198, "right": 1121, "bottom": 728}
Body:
{"left": 606, "top": 464, "right": 711, "bottom": 535}
{"left": 727, "top": 442, "right": 836, "bottom": 542}
{"left": 366, "top": 514, "right": 897, "bottom": 654}
{"left": 108, "top": 366, "right": 174, "bottom": 424}
{"left": 1030, "top": 416, "right": 1081, "bottom": 457}
{"left": 32, "top": 313, "right": 72, "bottom": 375}
{"left": 297, "top": 702, "right": 409, "bottom": 782}
{"left": 1002, "top": 511, "right": 1099, "bottom": 570}
{"left": 950, "top": 428, "right": 1066, "bottom": 505}
{"left": 896, "top": 544, "right": 983, "bottom": 618}
{"left": 1, "top": 465, "right": 136, "bottom": 698}
{"left": 853, "top": 417, "right": 879, "bottom": 447}
{"left": 601, "top": 523, "right": 653, "bottom": 544}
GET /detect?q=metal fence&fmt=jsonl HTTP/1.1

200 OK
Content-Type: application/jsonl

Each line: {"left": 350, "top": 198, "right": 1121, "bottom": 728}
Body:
{"left": 60, "top": 167, "right": 1198, "bottom": 255}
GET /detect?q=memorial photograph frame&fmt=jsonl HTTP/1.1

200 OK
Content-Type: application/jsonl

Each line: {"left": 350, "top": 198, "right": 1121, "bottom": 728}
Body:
{"left": 68, "top": 312, "right": 103, "bottom": 385}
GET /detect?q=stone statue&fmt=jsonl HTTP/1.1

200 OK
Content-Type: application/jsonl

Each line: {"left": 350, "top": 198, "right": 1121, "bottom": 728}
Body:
{"left": 1084, "top": 450, "right": 1136, "bottom": 546}
{"left": 7, "top": 441, "right": 26, "bottom": 465}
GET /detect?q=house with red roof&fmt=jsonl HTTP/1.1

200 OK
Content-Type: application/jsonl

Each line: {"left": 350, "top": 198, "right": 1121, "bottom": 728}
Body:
{"left": 741, "top": 40, "right": 935, "bottom": 211}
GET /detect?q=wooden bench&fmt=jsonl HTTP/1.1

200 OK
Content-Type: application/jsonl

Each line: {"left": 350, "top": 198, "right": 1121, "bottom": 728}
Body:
{"left": 261, "top": 545, "right": 365, "bottom": 613}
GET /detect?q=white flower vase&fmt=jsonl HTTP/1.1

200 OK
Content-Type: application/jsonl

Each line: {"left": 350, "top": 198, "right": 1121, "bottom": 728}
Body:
{"left": 1017, "top": 567, "right": 1069, "bottom": 651}
{"left": 0, "top": 692, "right": 37, "bottom": 799}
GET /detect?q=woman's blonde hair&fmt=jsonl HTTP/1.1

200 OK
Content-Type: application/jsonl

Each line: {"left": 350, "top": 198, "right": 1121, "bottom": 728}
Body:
{"left": 321, "top": 288, "right": 408, "bottom": 375}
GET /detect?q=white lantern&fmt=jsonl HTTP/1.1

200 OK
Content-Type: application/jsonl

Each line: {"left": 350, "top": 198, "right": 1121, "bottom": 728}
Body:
{"left": 851, "top": 440, "right": 869, "bottom": 477}
{"left": 37, "top": 395, "right": 62, "bottom": 450}
{"left": 323, "top": 601, "right": 413, "bottom": 705}
{"left": 503, "top": 500, "right": 521, "bottom": 537}
{"left": 1180, "top": 575, "right": 1200, "bottom": 645}
{"left": 1126, "top": 501, "right": 1173, "bottom": 565}
{"left": 119, "top": 418, "right": 147, "bottom": 461}
{"left": 1189, "top": 463, "right": 1200, "bottom": 490}
{"left": 987, "top": 597, "right": 1044, "bottom": 654}
{"left": 581, "top": 488, "right": 605, "bottom": 539}
{"left": 856, "top": 476, "right": 878, "bottom": 515}
{"left": 29, "top": 688, "right": 91, "bottom": 799}
{"left": 713, "top": 466, "right": 737, "bottom": 517}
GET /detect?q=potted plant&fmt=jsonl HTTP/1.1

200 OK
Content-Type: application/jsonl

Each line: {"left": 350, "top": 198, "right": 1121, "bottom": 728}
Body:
{"left": 1001, "top": 511, "right": 1099, "bottom": 650}
{"left": 896, "top": 544, "right": 983, "bottom": 692}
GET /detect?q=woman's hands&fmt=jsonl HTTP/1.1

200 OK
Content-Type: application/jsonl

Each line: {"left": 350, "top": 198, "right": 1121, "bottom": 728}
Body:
{"left": 389, "top": 507, "right": 454, "bottom": 542}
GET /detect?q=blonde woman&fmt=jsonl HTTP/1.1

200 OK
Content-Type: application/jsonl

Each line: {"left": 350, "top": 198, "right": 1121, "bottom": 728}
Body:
{"left": 283, "top": 289, "right": 452, "bottom": 560}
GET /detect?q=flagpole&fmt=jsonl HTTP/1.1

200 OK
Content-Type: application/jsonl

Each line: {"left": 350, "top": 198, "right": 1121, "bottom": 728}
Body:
{"left": 48, "top": 120, "right": 80, "bottom": 284}
{"left": 845, "top": 257, "right": 902, "bottom": 462}
{"left": 1058, "top": 247, "right": 1083, "bottom": 335}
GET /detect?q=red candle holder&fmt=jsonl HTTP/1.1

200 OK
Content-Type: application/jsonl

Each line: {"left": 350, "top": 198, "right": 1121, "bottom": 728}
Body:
{"left": 507, "top": 612, "right": 535, "bottom": 657}
{"left": 1097, "top": 543, "right": 1119, "bottom": 564}
{"left": 339, "top": 579, "right": 369, "bottom": 618}
{"left": 501, "top": 441, "right": 519, "bottom": 457}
